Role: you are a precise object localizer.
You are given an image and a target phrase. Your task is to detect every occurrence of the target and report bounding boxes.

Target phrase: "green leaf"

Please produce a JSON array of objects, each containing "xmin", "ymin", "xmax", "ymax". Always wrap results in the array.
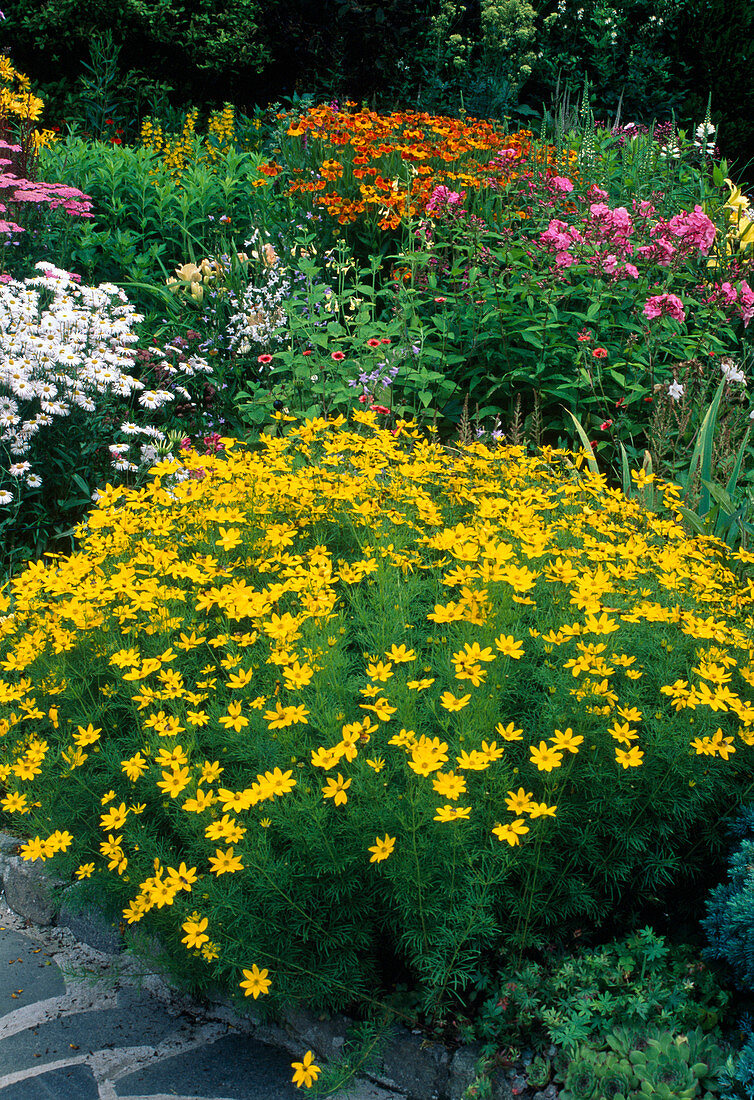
[{"xmin": 562, "ymin": 407, "xmax": 599, "ymax": 475}]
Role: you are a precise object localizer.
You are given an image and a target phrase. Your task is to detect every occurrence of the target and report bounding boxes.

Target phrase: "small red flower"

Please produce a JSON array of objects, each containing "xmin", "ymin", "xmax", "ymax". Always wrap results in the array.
[
  {"xmin": 370, "ymin": 404, "xmax": 390, "ymax": 414},
  {"xmin": 258, "ymin": 354, "xmax": 273, "ymax": 364},
  {"xmin": 590, "ymin": 440, "xmax": 598, "ymax": 449},
  {"xmin": 434, "ymin": 296, "xmax": 447, "ymax": 303},
  {"xmin": 380, "ymin": 338, "xmax": 391, "ymax": 344},
  {"xmin": 592, "ymin": 347, "xmax": 608, "ymax": 359},
  {"xmin": 600, "ymin": 419, "xmax": 613, "ymax": 430},
  {"xmin": 302, "ymin": 349, "xmax": 313, "ymax": 356},
  {"xmin": 331, "ymin": 351, "xmax": 346, "ymax": 361},
  {"xmin": 366, "ymin": 338, "xmax": 381, "ymax": 348},
  {"xmin": 111, "ymin": 138, "xmax": 122, "ymax": 144},
  {"xmin": 105, "ymin": 119, "xmax": 114, "ymax": 125},
  {"xmin": 577, "ymin": 329, "xmax": 593, "ymax": 342},
  {"xmin": 615, "ymin": 398, "xmax": 625, "ymax": 408},
  {"xmin": 643, "ymin": 396, "xmax": 653, "ymax": 402}
]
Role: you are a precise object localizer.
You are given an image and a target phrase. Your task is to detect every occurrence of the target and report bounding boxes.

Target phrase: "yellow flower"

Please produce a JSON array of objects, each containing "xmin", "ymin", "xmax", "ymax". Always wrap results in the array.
[
  {"xmin": 434, "ymin": 804, "xmax": 471, "ymax": 822},
  {"xmin": 240, "ymin": 963, "xmax": 272, "ymax": 998},
  {"xmin": 615, "ymin": 745, "xmax": 644, "ymax": 769},
  {"xmin": 121, "ymin": 752, "xmax": 149, "ymax": 781},
  {"xmin": 495, "ymin": 721, "xmax": 523, "ymax": 741},
  {"xmin": 386, "ymin": 644, "xmax": 416, "ymax": 663},
  {"xmin": 181, "ymin": 915, "xmax": 210, "ymax": 949},
  {"xmin": 529, "ymin": 741, "xmax": 563, "ymax": 772},
  {"xmin": 75, "ymin": 863, "xmax": 95, "ymax": 880},
  {"xmin": 494, "ymin": 634, "xmax": 524, "ymax": 658},
  {"xmin": 529, "ymin": 802, "xmax": 557, "ymax": 818},
  {"xmin": 291, "ymin": 1050, "xmax": 321, "ymax": 1088},
  {"xmin": 359, "ymin": 697, "xmax": 397, "ymax": 721},
  {"xmin": 550, "ymin": 728, "xmax": 583, "ymax": 754},
  {"xmin": 208, "ymin": 846, "xmax": 245, "ymax": 875},
  {"xmin": 73, "ymin": 723, "xmax": 102, "ymax": 746},
  {"xmin": 368, "ymin": 834, "xmax": 396, "ymax": 863},
  {"xmin": 100, "ymin": 802, "xmax": 129, "ymax": 830},
  {"xmin": 406, "ymin": 678, "xmax": 435, "ymax": 690},
  {"xmin": 311, "ymin": 745, "xmax": 345, "ymax": 770},
  {"xmin": 432, "ymin": 770, "xmax": 467, "ymax": 801},
  {"xmin": 492, "ymin": 819, "xmax": 530, "ymax": 845},
  {"xmin": 264, "ymin": 701, "xmax": 310, "ymax": 728},
  {"xmin": 505, "ymin": 787, "xmax": 535, "ymax": 814},
  {"xmin": 439, "ymin": 691, "xmax": 471, "ymax": 712},
  {"xmin": 322, "ymin": 773, "xmax": 351, "ymax": 806},
  {"xmin": 219, "ymin": 700, "xmax": 249, "ymax": 732}
]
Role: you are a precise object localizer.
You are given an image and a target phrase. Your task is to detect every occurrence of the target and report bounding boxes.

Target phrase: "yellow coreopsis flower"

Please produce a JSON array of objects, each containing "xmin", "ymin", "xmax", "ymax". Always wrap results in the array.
[
  {"xmin": 240, "ymin": 963, "xmax": 272, "ymax": 999},
  {"xmin": 291, "ymin": 1050, "xmax": 321, "ymax": 1088},
  {"xmin": 322, "ymin": 773, "xmax": 351, "ymax": 806}
]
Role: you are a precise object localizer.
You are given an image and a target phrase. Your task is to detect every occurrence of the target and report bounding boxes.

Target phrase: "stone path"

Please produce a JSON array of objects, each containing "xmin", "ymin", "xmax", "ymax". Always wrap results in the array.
[{"xmin": 0, "ymin": 900, "xmax": 400, "ymax": 1100}]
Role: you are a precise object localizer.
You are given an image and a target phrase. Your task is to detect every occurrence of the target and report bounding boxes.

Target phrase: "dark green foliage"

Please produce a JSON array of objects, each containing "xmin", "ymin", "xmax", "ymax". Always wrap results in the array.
[
  {"xmin": 704, "ymin": 827, "xmax": 754, "ymax": 993},
  {"xmin": 470, "ymin": 928, "xmax": 731, "ymax": 1056},
  {"xmin": 718, "ymin": 1029, "xmax": 754, "ymax": 1100},
  {"xmin": 558, "ymin": 1025, "xmax": 729, "ymax": 1100}
]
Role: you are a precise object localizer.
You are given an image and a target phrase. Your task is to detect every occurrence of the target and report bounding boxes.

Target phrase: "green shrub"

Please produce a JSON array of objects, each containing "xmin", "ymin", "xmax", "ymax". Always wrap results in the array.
[
  {"xmin": 35, "ymin": 135, "xmax": 279, "ymax": 299},
  {"xmin": 1, "ymin": 415, "xmax": 754, "ymax": 1018}
]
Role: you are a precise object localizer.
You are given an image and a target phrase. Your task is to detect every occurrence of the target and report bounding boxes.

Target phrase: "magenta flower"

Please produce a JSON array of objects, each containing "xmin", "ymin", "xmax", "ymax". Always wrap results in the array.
[{"xmin": 643, "ymin": 293, "xmax": 686, "ymax": 324}]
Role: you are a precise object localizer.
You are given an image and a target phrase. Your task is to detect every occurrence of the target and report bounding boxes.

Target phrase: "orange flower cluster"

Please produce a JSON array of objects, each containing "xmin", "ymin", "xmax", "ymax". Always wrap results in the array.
[{"xmin": 258, "ymin": 104, "xmax": 572, "ymax": 230}]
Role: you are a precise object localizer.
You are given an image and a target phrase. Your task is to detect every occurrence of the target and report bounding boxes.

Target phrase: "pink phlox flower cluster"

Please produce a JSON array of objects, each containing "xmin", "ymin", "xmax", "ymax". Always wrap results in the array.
[
  {"xmin": 589, "ymin": 203, "xmax": 635, "ymax": 242},
  {"xmin": 739, "ymin": 280, "xmax": 754, "ymax": 327},
  {"xmin": 426, "ymin": 185, "xmax": 465, "ymax": 215},
  {"xmin": 548, "ymin": 176, "xmax": 574, "ymax": 194},
  {"xmin": 712, "ymin": 279, "xmax": 754, "ymax": 326},
  {"xmin": 666, "ymin": 205, "xmax": 716, "ymax": 254},
  {"xmin": 643, "ymin": 292, "xmax": 686, "ymax": 323}
]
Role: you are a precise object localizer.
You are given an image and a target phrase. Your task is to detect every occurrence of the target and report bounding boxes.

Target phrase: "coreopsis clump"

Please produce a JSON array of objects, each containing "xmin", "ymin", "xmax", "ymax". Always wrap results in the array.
[{"xmin": 0, "ymin": 412, "xmax": 752, "ymax": 1016}]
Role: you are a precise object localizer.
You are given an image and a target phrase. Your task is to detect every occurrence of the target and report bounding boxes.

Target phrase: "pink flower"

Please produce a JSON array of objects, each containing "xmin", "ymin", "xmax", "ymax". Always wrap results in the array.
[
  {"xmin": 549, "ymin": 176, "xmax": 574, "ymax": 193},
  {"xmin": 739, "ymin": 280, "xmax": 754, "ymax": 327},
  {"xmin": 331, "ymin": 351, "xmax": 346, "ymax": 361},
  {"xmin": 592, "ymin": 348, "xmax": 608, "ymax": 359},
  {"xmin": 370, "ymin": 404, "xmax": 390, "ymax": 414},
  {"xmin": 600, "ymin": 419, "xmax": 613, "ymax": 430},
  {"xmin": 643, "ymin": 293, "xmax": 686, "ymax": 324},
  {"xmin": 258, "ymin": 353, "xmax": 273, "ymax": 364}
]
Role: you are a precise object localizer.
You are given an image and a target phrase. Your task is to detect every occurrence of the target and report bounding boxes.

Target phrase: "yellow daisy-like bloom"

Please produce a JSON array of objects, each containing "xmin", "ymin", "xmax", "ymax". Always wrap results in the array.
[
  {"xmin": 529, "ymin": 741, "xmax": 563, "ymax": 772},
  {"xmin": 240, "ymin": 963, "xmax": 272, "ymax": 998},
  {"xmin": 439, "ymin": 691, "xmax": 472, "ymax": 712},
  {"xmin": 434, "ymin": 804, "xmax": 472, "ymax": 822},
  {"xmin": 208, "ymin": 846, "xmax": 244, "ymax": 876},
  {"xmin": 432, "ymin": 770, "xmax": 467, "ymax": 801},
  {"xmin": 291, "ymin": 1049, "xmax": 321, "ymax": 1088},
  {"xmin": 615, "ymin": 745, "xmax": 644, "ymax": 769},
  {"xmin": 322, "ymin": 773, "xmax": 351, "ymax": 806},
  {"xmin": 368, "ymin": 834, "xmax": 396, "ymax": 863},
  {"xmin": 505, "ymin": 787, "xmax": 535, "ymax": 814},
  {"xmin": 492, "ymin": 819, "xmax": 530, "ymax": 845},
  {"xmin": 181, "ymin": 915, "xmax": 210, "ymax": 949}
]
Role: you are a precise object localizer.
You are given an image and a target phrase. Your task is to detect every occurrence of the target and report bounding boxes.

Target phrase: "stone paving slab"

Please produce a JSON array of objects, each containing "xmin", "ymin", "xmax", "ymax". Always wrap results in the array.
[
  {"xmin": 0, "ymin": 901, "xmax": 409, "ymax": 1100},
  {"xmin": 0, "ymin": 1064, "xmax": 100, "ymax": 1098}
]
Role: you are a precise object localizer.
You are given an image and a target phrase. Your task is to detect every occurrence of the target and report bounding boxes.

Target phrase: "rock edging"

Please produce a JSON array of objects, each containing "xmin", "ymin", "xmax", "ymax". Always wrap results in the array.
[{"xmin": 0, "ymin": 831, "xmax": 530, "ymax": 1100}]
